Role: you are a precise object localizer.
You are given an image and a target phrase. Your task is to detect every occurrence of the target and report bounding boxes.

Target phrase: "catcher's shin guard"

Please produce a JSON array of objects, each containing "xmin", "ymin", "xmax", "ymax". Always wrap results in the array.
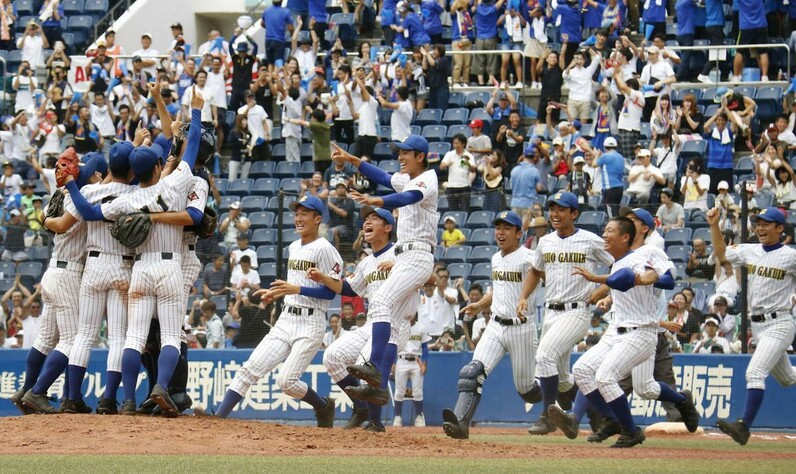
[
  {"xmin": 169, "ymin": 342, "xmax": 189, "ymax": 394},
  {"xmin": 453, "ymin": 361, "xmax": 485, "ymax": 425}
]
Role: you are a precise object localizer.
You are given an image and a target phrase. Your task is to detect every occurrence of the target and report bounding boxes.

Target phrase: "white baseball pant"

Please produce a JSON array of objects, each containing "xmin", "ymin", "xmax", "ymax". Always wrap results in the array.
[
  {"xmin": 32, "ymin": 304, "xmax": 59, "ymax": 355},
  {"xmin": 472, "ymin": 320, "xmax": 537, "ymax": 393},
  {"xmin": 394, "ymin": 356, "xmax": 424, "ymax": 401},
  {"xmin": 536, "ymin": 307, "xmax": 591, "ymax": 390},
  {"xmin": 324, "ymin": 317, "xmax": 411, "ymax": 382},
  {"xmin": 124, "ymin": 254, "xmax": 184, "ymax": 352},
  {"xmin": 181, "ymin": 249, "xmax": 202, "ymax": 306},
  {"xmin": 367, "ymin": 249, "xmax": 433, "ymax": 325},
  {"xmin": 69, "ymin": 253, "xmax": 132, "ymax": 372},
  {"xmin": 229, "ymin": 311, "xmax": 325, "ymax": 399},
  {"xmin": 40, "ymin": 261, "xmax": 83, "ymax": 357},
  {"xmin": 746, "ymin": 315, "xmax": 796, "ymax": 390},
  {"xmin": 573, "ymin": 326, "xmax": 657, "ymax": 402}
]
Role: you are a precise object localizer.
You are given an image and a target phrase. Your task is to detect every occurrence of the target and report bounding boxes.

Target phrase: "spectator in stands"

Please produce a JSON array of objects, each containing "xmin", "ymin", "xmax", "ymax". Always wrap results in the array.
[
  {"xmin": 86, "ymin": 43, "xmax": 113, "ymax": 96},
  {"xmin": 328, "ymin": 182, "xmax": 355, "ymax": 248},
  {"xmin": 692, "ymin": 316, "xmax": 731, "ymax": 354},
  {"xmin": 555, "ymin": 0, "xmax": 583, "ymax": 67},
  {"xmin": 772, "ymin": 115, "xmax": 796, "ymax": 152},
  {"xmin": 472, "ymin": 0, "xmax": 504, "ymax": 86},
  {"xmin": 480, "ymin": 149, "xmax": 507, "ymax": 212},
  {"xmin": 2, "ymin": 209, "xmax": 27, "ymax": 261},
  {"xmin": 704, "ymin": 108, "xmax": 740, "ymax": 195},
  {"xmin": 422, "ymin": 45, "xmax": 450, "ymax": 111},
  {"xmin": 25, "ymin": 195, "xmax": 43, "ymax": 231},
  {"xmin": 697, "ymin": 0, "xmax": 726, "ymax": 83},
  {"xmin": 393, "ymin": 1, "xmax": 431, "ymax": 50},
  {"xmin": 611, "ymin": 64, "xmax": 643, "ymax": 160},
  {"xmin": 639, "ymin": 45, "xmax": 676, "ymax": 122},
  {"xmin": 590, "ymin": 86, "xmax": 617, "ymax": 151},
  {"xmin": 440, "ymin": 134, "xmax": 477, "ymax": 212},
  {"xmin": 592, "ymin": 136, "xmax": 624, "ymax": 216},
  {"xmin": 236, "ymin": 89, "xmax": 270, "ymax": 177},
  {"xmin": 423, "ymin": 267, "xmax": 458, "ymax": 338},
  {"xmin": 1, "ymin": 160, "xmax": 23, "ymax": 204},
  {"xmin": 90, "ymin": 93, "xmax": 116, "ymax": 157},
  {"xmin": 420, "ymin": 0, "xmax": 444, "ymax": 44},
  {"xmin": 198, "ymin": 29, "xmax": 230, "ymax": 58},
  {"xmin": 202, "ymin": 254, "xmax": 230, "ymax": 298},
  {"xmin": 669, "ymin": 292, "xmax": 701, "ymax": 345},
  {"xmin": 450, "ymin": 0, "xmax": 475, "ymax": 87},
  {"xmin": 650, "ymin": 130, "xmax": 679, "ymax": 189},
  {"xmin": 132, "ymin": 33, "xmax": 159, "ymax": 77},
  {"xmin": 13, "ymin": 62, "xmax": 37, "ymax": 113},
  {"xmin": 466, "ymin": 119, "xmax": 492, "ymax": 164},
  {"xmin": 19, "ymin": 182, "xmax": 35, "ymax": 213},
  {"xmin": 429, "ymin": 327, "xmax": 457, "ymax": 351},
  {"xmin": 353, "ymin": 312, "xmax": 367, "ymax": 330},
  {"xmin": 674, "ymin": 93, "xmax": 704, "ymax": 139},
  {"xmin": 348, "ymin": 75, "xmax": 378, "ymax": 160},
  {"xmin": 229, "ymin": 41, "xmax": 258, "ymax": 111},
  {"xmin": 656, "ymin": 188, "xmax": 684, "ymax": 232},
  {"xmin": 464, "ymin": 307, "xmax": 489, "ymax": 350},
  {"xmin": 566, "ymin": 155, "xmax": 592, "ymax": 206},
  {"xmin": 230, "ymin": 255, "xmax": 261, "ymax": 300},
  {"xmin": 379, "ymin": 86, "xmax": 413, "ymax": 142},
  {"xmin": 64, "ymin": 105, "xmax": 100, "ymax": 154},
  {"xmin": 710, "ymin": 295, "xmax": 736, "ymax": 343},
  {"xmin": 495, "ymin": 110, "xmax": 525, "ymax": 170},
  {"xmin": 680, "ymin": 158, "xmax": 710, "ymax": 211},
  {"xmin": 509, "ymin": 145, "xmax": 544, "ymax": 223},
  {"xmin": 331, "ymin": 64, "xmax": 355, "ymax": 144},
  {"xmin": 686, "ymin": 238, "xmax": 714, "ymax": 281},
  {"xmin": 626, "ymin": 148, "xmax": 664, "ymax": 205},
  {"xmin": 9, "ymin": 112, "xmax": 35, "ymax": 180},
  {"xmin": 563, "ymin": 48, "xmax": 600, "ymax": 124},
  {"xmin": 322, "ymin": 313, "xmax": 347, "ymax": 348},
  {"xmin": 220, "ymin": 201, "xmax": 251, "ymax": 246},
  {"xmin": 0, "ymin": 0, "xmax": 16, "ymax": 51},
  {"xmin": 441, "ymin": 216, "xmax": 467, "ymax": 248},
  {"xmin": 486, "ymin": 89, "xmax": 516, "ymax": 125},
  {"xmin": 497, "ymin": 2, "xmax": 524, "ymax": 88},
  {"xmin": 324, "ymin": 153, "xmax": 356, "ymax": 189},
  {"xmin": 768, "ymin": 159, "xmax": 796, "ymax": 209},
  {"xmin": 651, "ymin": 94, "xmax": 676, "ymax": 137},
  {"xmin": 18, "ymin": 20, "xmax": 47, "ymax": 67},
  {"xmin": 337, "ymin": 302, "xmax": 356, "ymax": 330},
  {"xmin": 673, "ymin": 0, "xmax": 694, "ymax": 80},
  {"xmin": 601, "ymin": 0, "xmax": 622, "ymax": 35},
  {"xmin": 198, "ymin": 300, "xmax": 224, "ymax": 349},
  {"xmin": 280, "ymin": 86, "xmax": 304, "ymax": 163},
  {"xmin": 544, "ymin": 117, "xmax": 575, "ymax": 152},
  {"xmin": 719, "ymin": 88, "xmax": 755, "ymax": 136},
  {"xmin": 732, "ymin": 0, "xmax": 770, "ymax": 82},
  {"xmin": 523, "ymin": 216, "xmax": 548, "ymax": 249},
  {"xmin": 181, "ymin": 70, "xmax": 216, "ymax": 127},
  {"xmin": 290, "ymin": 110, "xmax": 334, "ymax": 175},
  {"xmin": 36, "ymin": 0, "xmax": 62, "ymax": 52},
  {"xmin": 646, "ymin": 35, "xmax": 680, "ymax": 71},
  {"xmin": 102, "ymin": 29, "xmax": 125, "ymax": 78},
  {"xmin": 261, "ymin": 0, "xmax": 294, "ymax": 70},
  {"xmin": 549, "ymin": 137, "xmax": 569, "ymax": 178},
  {"xmin": 536, "ymin": 50, "xmax": 563, "ymax": 124},
  {"xmin": 756, "ymin": 124, "xmax": 789, "ymax": 161}
]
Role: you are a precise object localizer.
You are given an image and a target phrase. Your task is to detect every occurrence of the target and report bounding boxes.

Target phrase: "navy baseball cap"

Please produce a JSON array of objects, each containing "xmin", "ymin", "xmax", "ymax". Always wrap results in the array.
[
  {"xmin": 109, "ymin": 141, "xmax": 134, "ymax": 172},
  {"xmin": 82, "ymin": 152, "xmax": 108, "ymax": 178},
  {"xmin": 289, "ymin": 194, "xmax": 326, "ymax": 214},
  {"xmin": 547, "ymin": 191, "xmax": 579, "ymax": 209},
  {"xmin": 493, "ymin": 210, "xmax": 523, "ymax": 229},
  {"xmin": 360, "ymin": 205, "xmax": 395, "ymax": 226},
  {"xmin": 394, "ymin": 135, "xmax": 429, "ymax": 154},
  {"xmin": 154, "ymin": 134, "xmax": 172, "ymax": 160},
  {"xmin": 76, "ymin": 154, "xmax": 102, "ymax": 188},
  {"xmin": 629, "ymin": 208, "xmax": 654, "ymax": 230},
  {"xmin": 130, "ymin": 146, "xmax": 161, "ymax": 176},
  {"xmin": 752, "ymin": 207, "xmax": 785, "ymax": 225}
]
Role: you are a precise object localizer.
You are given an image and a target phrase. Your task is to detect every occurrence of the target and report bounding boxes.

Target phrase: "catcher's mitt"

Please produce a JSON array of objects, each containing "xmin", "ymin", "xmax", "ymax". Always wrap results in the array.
[
  {"xmin": 193, "ymin": 205, "xmax": 217, "ymax": 239},
  {"xmin": 44, "ymin": 189, "xmax": 65, "ymax": 220},
  {"xmin": 110, "ymin": 213, "xmax": 152, "ymax": 249},
  {"xmin": 55, "ymin": 147, "xmax": 80, "ymax": 188}
]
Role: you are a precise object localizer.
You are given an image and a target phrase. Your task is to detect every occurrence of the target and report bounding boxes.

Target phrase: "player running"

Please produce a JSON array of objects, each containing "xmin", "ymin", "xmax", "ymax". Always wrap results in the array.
[
  {"xmin": 329, "ymin": 136, "xmax": 438, "ymax": 407},
  {"xmin": 708, "ymin": 207, "xmax": 796, "ymax": 445},
  {"xmin": 197, "ymin": 195, "xmax": 342, "ymax": 427},
  {"xmin": 442, "ymin": 211, "xmax": 541, "ymax": 439},
  {"xmin": 515, "ymin": 192, "xmax": 614, "ymax": 435}
]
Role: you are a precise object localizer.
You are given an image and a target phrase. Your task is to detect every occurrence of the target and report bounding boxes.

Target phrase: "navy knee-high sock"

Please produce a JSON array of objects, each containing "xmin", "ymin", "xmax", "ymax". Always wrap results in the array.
[
  {"xmin": 657, "ymin": 382, "xmax": 686, "ymax": 404},
  {"xmin": 302, "ymin": 387, "xmax": 327, "ymax": 410},
  {"xmin": 539, "ymin": 375, "xmax": 559, "ymax": 413},
  {"xmin": 395, "ymin": 400, "xmax": 404, "ymax": 417},
  {"xmin": 368, "ymin": 322, "xmax": 391, "ymax": 369},
  {"xmin": 368, "ymin": 343, "xmax": 397, "ymax": 425},
  {"xmin": 31, "ymin": 351, "xmax": 68, "ymax": 396},
  {"xmin": 583, "ymin": 389, "xmax": 614, "ymax": 418},
  {"xmin": 572, "ymin": 391, "xmax": 591, "ymax": 423},
  {"xmin": 741, "ymin": 388, "xmax": 765, "ymax": 427},
  {"xmin": 414, "ymin": 399, "xmax": 424, "ymax": 416},
  {"xmin": 155, "ymin": 346, "xmax": 180, "ymax": 387},
  {"xmin": 337, "ymin": 374, "xmax": 366, "ymax": 410},
  {"xmin": 23, "ymin": 348, "xmax": 47, "ymax": 391},
  {"xmin": 216, "ymin": 390, "xmax": 243, "ymax": 418},
  {"xmin": 104, "ymin": 371, "xmax": 122, "ymax": 400},
  {"xmin": 66, "ymin": 365, "xmax": 86, "ymax": 401},
  {"xmin": 607, "ymin": 397, "xmax": 638, "ymax": 432},
  {"xmin": 121, "ymin": 348, "xmax": 141, "ymax": 402}
]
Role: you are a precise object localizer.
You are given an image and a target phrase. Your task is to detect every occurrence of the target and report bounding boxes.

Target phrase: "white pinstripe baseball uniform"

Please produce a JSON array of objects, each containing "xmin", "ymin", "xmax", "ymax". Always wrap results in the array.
[
  {"xmin": 68, "ymin": 182, "xmax": 135, "ymax": 375},
  {"xmin": 393, "ymin": 321, "xmax": 432, "ymax": 402},
  {"xmin": 533, "ymin": 230, "xmax": 614, "ymax": 389},
  {"xmin": 229, "ymin": 237, "xmax": 343, "ymax": 399},
  {"xmin": 181, "ymin": 176, "xmax": 209, "ymax": 306},
  {"xmin": 724, "ymin": 244, "xmax": 796, "ymax": 390},
  {"xmin": 573, "ymin": 251, "xmax": 668, "ymax": 402},
  {"xmin": 323, "ymin": 245, "xmax": 417, "ymax": 383},
  {"xmin": 101, "ymin": 160, "xmax": 194, "ymax": 353},
  {"xmin": 472, "ymin": 246, "xmax": 538, "ymax": 393}
]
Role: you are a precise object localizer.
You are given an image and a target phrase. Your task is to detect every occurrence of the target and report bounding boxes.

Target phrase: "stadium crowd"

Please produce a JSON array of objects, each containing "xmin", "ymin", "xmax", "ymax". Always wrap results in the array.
[{"xmin": 0, "ymin": 0, "xmax": 796, "ymax": 357}]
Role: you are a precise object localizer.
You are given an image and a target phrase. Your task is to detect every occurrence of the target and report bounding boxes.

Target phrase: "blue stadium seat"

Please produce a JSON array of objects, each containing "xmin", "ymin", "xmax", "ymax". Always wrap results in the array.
[
  {"xmin": 755, "ymin": 86, "xmax": 783, "ymax": 123},
  {"xmin": 252, "ymin": 178, "xmax": 279, "ymax": 196},
  {"xmin": 6, "ymin": 49, "xmax": 22, "ymax": 72},
  {"xmin": 83, "ymin": 0, "xmax": 108, "ymax": 19},
  {"xmin": 448, "ymin": 92, "xmax": 466, "ymax": 108},
  {"xmin": 227, "ymin": 179, "xmax": 254, "ymax": 197},
  {"xmin": 258, "ymin": 262, "xmax": 278, "ymax": 281},
  {"xmin": 257, "ymin": 245, "xmax": 278, "ymax": 263},
  {"xmin": 240, "ymin": 196, "xmax": 266, "ymax": 212},
  {"xmin": 298, "ymin": 161, "xmax": 315, "ymax": 179},
  {"xmin": 447, "ymin": 263, "xmax": 472, "ymax": 280},
  {"xmin": 67, "ymin": 14, "xmax": 93, "ymax": 36},
  {"xmin": 664, "ymin": 228, "xmax": 693, "ymax": 247},
  {"xmin": 442, "ymin": 245, "xmax": 470, "ymax": 264},
  {"xmin": 215, "ymin": 178, "xmax": 229, "ymax": 194},
  {"xmin": 62, "ymin": 0, "xmax": 84, "ymax": 15},
  {"xmin": 281, "ymin": 229, "xmax": 301, "ymax": 243},
  {"xmin": 465, "ymin": 91, "xmax": 490, "ymax": 108},
  {"xmin": 440, "ymin": 211, "xmax": 468, "ymax": 228},
  {"xmin": 442, "ymin": 108, "xmax": 469, "ymax": 126},
  {"xmin": 469, "ymin": 194, "xmax": 484, "ymax": 211},
  {"xmin": 469, "ymin": 245, "xmax": 497, "ymax": 263},
  {"xmin": 469, "ymin": 228, "xmax": 495, "ymax": 246},
  {"xmin": 300, "ymin": 143, "xmax": 314, "ymax": 160},
  {"xmin": 14, "ymin": 0, "xmax": 36, "ymax": 15},
  {"xmin": 378, "ymin": 160, "xmax": 400, "ymax": 174},
  {"xmin": 274, "ymin": 161, "xmax": 300, "ymax": 178},
  {"xmin": 330, "ymin": 13, "xmax": 356, "ymax": 48},
  {"xmin": 576, "ymin": 211, "xmax": 606, "ymax": 233},
  {"xmin": 0, "ymin": 278, "xmax": 14, "ymax": 292},
  {"xmin": 415, "ymin": 108, "xmax": 443, "ymax": 127},
  {"xmin": 270, "ymin": 126, "xmax": 282, "ymax": 143},
  {"xmin": 378, "ymin": 126, "xmax": 391, "ymax": 141},
  {"xmin": 279, "ymin": 178, "xmax": 302, "ymax": 194},
  {"xmin": 471, "ymin": 262, "xmax": 492, "ymax": 280},
  {"xmin": 672, "ymin": 87, "xmax": 702, "ymax": 107},
  {"xmin": 699, "ymin": 87, "xmax": 717, "ymax": 106},
  {"xmin": 446, "ymin": 124, "xmax": 471, "ymax": 143},
  {"xmin": 588, "ymin": 194, "xmax": 603, "ymax": 210},
  {"xmin": 249, "ymin": 211, "xmax": 275, "ymax": 229},
  {"xmin": 437, "ymin": 195, "xmax": 449, "ymax": 212},
  {"xmin": 249, "ymin": 161, "xmax": 276, "ymax": 178},
  {"xmin": 17, "ymin": 261, "xmax": 42, "ymax": 279},
  {"xmin": 679, "ymin": 140, "xmax": 707, "ymax": 161},
  {"xmin": 373, "ymin": 142, "xmax": 393, "ymax": 161},
  {"xmin": 666, "ymin": 245, "xmax": 691, "ymax": 263},
  {"xmin": 16, "ymin": 15, "xmax": 35, "ymax": 33},
  {"xmin": 410, "ymin": 125, "xmax": 422, "ymax": 136},
  {"xmin": 219, "ymin": 195, "xmax": 238, "ymax": 210},
  {"xmin": 692, "ymin": 227, "xmax": 711, "ymax": 246},
  {"xmin": 428, "ymin": 141, "xmax": 451, "ymax": 158},
  {"xmin": 421, "ymin": 124, "xmax": 447, "ymax": 142},
  {"xmin": 267, "ymin": 194, "xmax": 297, "ymax": 210},
  {"xmin": 639, "ymin": 122, "xmax": 651, "ymax": 139},
  {"xmin": 29, "ymin": 246, "xmax": 50, "ymax": 263},
  {"xmin": 687, "ymin": 209, "xmax": 708, "ymax": 229},
  {"xmin": 465, "ymin": 211, "xmax": 494, "ymax": 229},
  {"xmin": 250, "ymin": 229, "xmax": 276, "ymax": 246}
]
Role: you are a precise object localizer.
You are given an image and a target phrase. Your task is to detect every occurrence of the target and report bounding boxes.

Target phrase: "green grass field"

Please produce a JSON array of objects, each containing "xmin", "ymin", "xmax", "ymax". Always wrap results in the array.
[{"xmin": 6, "ymin": 433, "xmax": 794, "ymax": 473}]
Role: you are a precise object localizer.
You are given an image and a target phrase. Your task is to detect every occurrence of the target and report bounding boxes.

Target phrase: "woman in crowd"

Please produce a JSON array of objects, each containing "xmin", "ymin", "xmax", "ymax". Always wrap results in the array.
[
  {"xmin": 674, "ymin": 92, "xmax": 704, "ymax": 140},
  {"xmin": 651, "ymin": 93, "xmax": 676, "ymax": 136},
  {"xmin": 479, "ymin": 149, "xmax": 507, "ymax": 213},
  {"xmin": 590, "ymin": 86, "xmax": 617, "ymax": 151}
]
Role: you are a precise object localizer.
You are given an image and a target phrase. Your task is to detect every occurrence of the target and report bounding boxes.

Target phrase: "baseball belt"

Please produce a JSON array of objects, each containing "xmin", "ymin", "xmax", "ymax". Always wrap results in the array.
[
  {"xmin": 394, "ymin": 242, "xmax": 434, "ymax": 255},
  {"xmin": 493, "ymin": 315, "xmax": 528, "ymax": 326},
  {"xmin": 286, "ymin": 305, "xmax": 316, "ymax": 316},
  {"xmin": 750, "ymin": 313, "xmax": 780, "ymax": 323},
  {"xmin": 545, "ymin": 302, "xmax": 585, "ymax": 311},
  {"xmin": 617, "ymin": 326, "xmax": 639, "ymax": 334},
  {"xmin": 399, "ymin": 355, "xmax": 417, "ymax": 361},
  {"xmin": 49, "ymin": 258, "xmax": 84, "ymax": 272},
  {"xmin": 88, "ymin": 250, "xmax": 134, "ymax": 261},
  {"xmin": 134, "ymin": 252, "xmax": 174, "ymax": 261}
]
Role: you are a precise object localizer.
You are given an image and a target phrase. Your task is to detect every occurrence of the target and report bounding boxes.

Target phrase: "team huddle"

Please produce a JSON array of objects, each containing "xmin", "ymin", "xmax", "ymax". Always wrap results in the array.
[{"xmin": 8, "ymin": 100, "xmax": 795, "ymax": 445}]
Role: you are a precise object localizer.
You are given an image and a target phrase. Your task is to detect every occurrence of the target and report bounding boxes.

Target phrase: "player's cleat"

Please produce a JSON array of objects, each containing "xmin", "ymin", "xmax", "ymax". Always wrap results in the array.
[
  {"xmin": 393, "ymin": 415, "xmax": 403, "ymax": 427},
  {"xmin": 556, "ymin": 385, "xmax": 578, "ymax": 411},
  {"xmin": 153, "ymin": 393, "xmax": 193, "ymax": 416},
  {"xmin": 675, "ymin": 389, "xmax": 700, "ymax": 433},
  {"xmin": 547, "ymin": 405, "xmax": 579, "ymax": 439},
  {"xmin": 587, "ymin": 418, "xmax": 622, "ymax": 443},
  {"xmin": 610, "ymin": 428, "xmax": 646, "ymax": 448},
  {"xmin": 136, "ymin": 399, "xmax": 157, "ymax": 415},
  {"xmin": 363, "ymin": 421, "xmax": 386, "ymax": 433},
  {"xmin": 11, "ymin": 389, "xmax": 35, "ymax": 415},
  {"xmin": 315, "ymin": 397, "xmax": 335, "ymax": 428},
  {"xmin": 344, "ymin": 385, "xmax": 389, "ymax": 406},
  {"xmin": 527, "ymin": 415, "xmax": 557, "ymax": 435},
  {"xmin": 21, "ymin": 390, "xmax": 56, "ymax": 414},
  {"xmin": 193, "ymin": 407, "xmax": 214, "ymax": 417},
  {"xmin": 150, "ymin": 384, "xmax": 179, "ymax": 419},
  {"xmin": 96, "ymin": 397, "xmax": 118, "ymax": 415},
  {"xmin": 343, "ymin": 407, "xmax": 368, "ymax": 430},
  {"xmin": 717, "ymin": 419, "xmax": 751, "ymax": 446},
  {"xmin": 121, "ymin": 400, "xmax": 137, "ymax": 416},
  {"xmin": 415, "ymin": 414, "xmax": 426, "ymax": 427},
  {"xmin": 586, "ymin": 406, "xmax": 603, "ymax": 433},
  {"xmin": 346, "ymin": 361, "xmax": 382, "ymax": 387},
  {"xmin": 442, "ymin": 408, "xmax": 469, "ymax": 440},
  {"xmin": 60, "ymin": 399, "xmax": 93, "ymax": 414}
]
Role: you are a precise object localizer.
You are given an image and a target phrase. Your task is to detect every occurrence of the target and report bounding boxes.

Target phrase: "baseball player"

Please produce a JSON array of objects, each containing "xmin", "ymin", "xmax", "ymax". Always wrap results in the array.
[
  {"xmin": 515, "ymin": 192, "xmax": 615, "ymax": 435},
  {"xmin": 197, "ymin": 195, "xmax": 342, "ymax": 427},
  {"xmin": 442, "ymin": 211, "xmax": 541, "ymax": 440},
  {"xmin": 63, "ymin": 96, "xmax": 205, "ymax": 416},
  {"xmin": 314, "ymin": 206, "xmax": 414, "ymax": 432},
  {"xmin": 568, "ymin": 216, "xmax": 696, "ymax": 448},
  {"xmin": 19, "ymin": 153, "xmax": 107, "ymax": 414},
  {"xmin": 708, "ymin": 207, "xmax": 796, "ymax": 445},
  {"xmin": 393, "ymin": 314, "xmax": 431, "ymax": 427},
  {"xmin": 548, "ymin": 208, "xmax": 699, "ymax": 442},
  {"xmin": 329, "ymin": 135, "xmax": 438, "ymax": 407}
]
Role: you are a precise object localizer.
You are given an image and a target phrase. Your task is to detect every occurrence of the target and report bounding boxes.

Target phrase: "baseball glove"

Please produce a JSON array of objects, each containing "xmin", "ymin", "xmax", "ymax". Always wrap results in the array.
[
  {"xmin": 45, "ymin": 189, "xmax": 65, "ymax": 220},
  {"xmin": 55, "ymin": 147, "xmax": 80, "ymax": 188},
  {"xmin": 193, "ymin": 205, "xmax": 217, "ymax": 239},
  {"xmin": 110, "ymin": 213, "xmax": 152, "ymax": 249}
]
